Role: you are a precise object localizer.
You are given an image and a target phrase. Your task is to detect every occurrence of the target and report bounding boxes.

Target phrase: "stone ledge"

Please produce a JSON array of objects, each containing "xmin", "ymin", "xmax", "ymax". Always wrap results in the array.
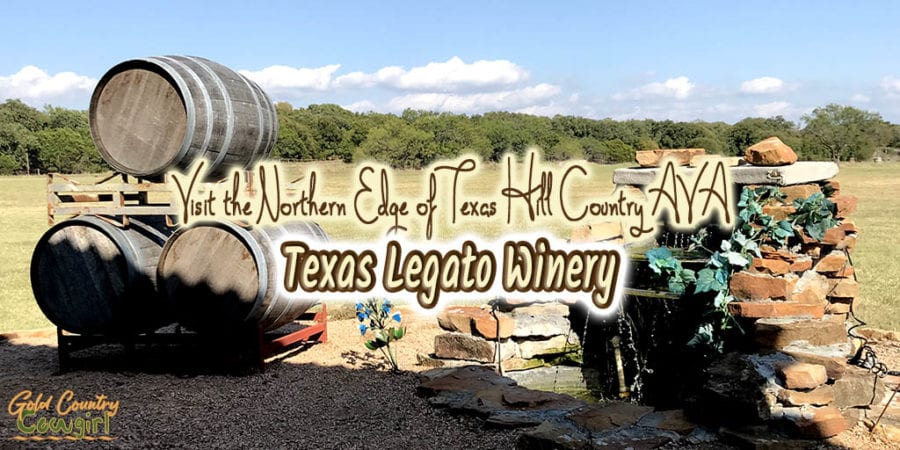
[{"xmin": 613, "ymin": 161, "xmax": 839, "ymax": 186}]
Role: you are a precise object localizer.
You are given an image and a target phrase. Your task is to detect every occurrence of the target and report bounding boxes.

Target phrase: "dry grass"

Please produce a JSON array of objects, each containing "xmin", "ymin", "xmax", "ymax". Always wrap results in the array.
[{"xmin": 2, "ymin": 161, "xmax": 898, "ymax": 331}]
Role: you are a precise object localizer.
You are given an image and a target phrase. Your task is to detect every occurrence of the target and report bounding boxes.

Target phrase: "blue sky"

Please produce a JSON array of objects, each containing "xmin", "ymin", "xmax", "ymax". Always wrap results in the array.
[{"xmin": 3, "ymin": 1, "xmax": 900, "ymax": 123}]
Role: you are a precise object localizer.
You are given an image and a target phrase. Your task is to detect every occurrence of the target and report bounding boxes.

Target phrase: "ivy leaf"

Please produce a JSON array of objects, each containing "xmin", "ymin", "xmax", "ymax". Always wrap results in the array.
[
  {"xmin": 806, "ymin": 221, "xmax": 827, "ymax": 241},
  {"xmin": 714, "ymin": 267, "xmax": 728, "ymax": 285},
  {"xmin": 695, "ymin": 268, "xmax": 723, "ymax": 294},
  {"xmin": 713, "ymin": 292, "xmax": 733, "ymax": 309},
  {"xmin": 667, "ymin": 278, "xmax": 686, "ymax": 296},
  {"xmin": 681, "ymin": 268, "xmax": 697, "ymax": 284},
  {"xmin": 726, "ymin": 251, "xmax": 750, "ymax": 267},
  {"xmin": 720, "ymin": 240, "xmax": 732, "ymax": 252}
]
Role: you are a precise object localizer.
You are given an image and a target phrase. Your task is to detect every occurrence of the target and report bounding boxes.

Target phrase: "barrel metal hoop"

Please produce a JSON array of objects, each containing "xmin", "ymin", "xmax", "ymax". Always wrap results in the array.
[
  {"xmin": 190, "ymin": 56, "xmax": 235, "ymax": 173},
  {"xmin": 235, "ymin": 74, "xmax": 267, "ymax": 166},
  {"xmin": 253, "ymin": 83, "xmax": 278, "ymax": 158},
  {"xmin": 145, "ymin": 57, "xmax": 196, "ymax": 174},
  {"xmin": 157, "ymin": 56, "xmax": 215, "ymax": 169}
]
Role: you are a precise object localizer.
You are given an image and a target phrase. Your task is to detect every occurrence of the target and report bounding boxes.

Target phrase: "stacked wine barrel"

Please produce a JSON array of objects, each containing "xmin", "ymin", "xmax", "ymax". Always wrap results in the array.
[{"xmin": 31, "ymin": 55, "xmax": 327, "ymax": 337}]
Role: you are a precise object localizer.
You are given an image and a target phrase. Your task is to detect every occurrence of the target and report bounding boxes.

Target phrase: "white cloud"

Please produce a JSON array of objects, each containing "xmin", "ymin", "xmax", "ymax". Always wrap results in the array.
[
  {"xmin": 613, "ymin": 76, "xmax": 695, "ymax": 100},
  {"xmin": 0, "ymin": 66, "xmax": 95, "ymax": 105},
  {"xmin": 881, "ymin": 76, "xmax": 900, "ymax": 96},
  {"xmin": 334, "ymin": 57, "xmax": 529, "ymax": 92},
  {"xmin": 239, "ymin": 64, "xmax": 340, "ymax": 91},
  {"xmin": 387, "ymin": 83, "xmax": 560, "ymax": 113},
  {"xmin": 851, "ymin": 93, "xmax": 871, "ymax": 103},
  {"xmin": 753, "ymin": 101, "xmax": 791, "ymax": 117},
  {"xmin": 342, "ymin": 100, "xmax": 376, "ymax": 112},
  {"xmin": 515, "ymin": 103, "xmax": 570, "ymax": 117},
  {"xmin": 740, "ymin": 76, "xmax": 784, "ymax": 94}
]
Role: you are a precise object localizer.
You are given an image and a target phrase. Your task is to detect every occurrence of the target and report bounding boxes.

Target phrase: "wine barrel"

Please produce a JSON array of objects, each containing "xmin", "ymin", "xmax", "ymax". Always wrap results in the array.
[
  {"xmin": 30, "ymin": 216, "xmax": 174, "ymax": 335},
  {"xmin": 157, "ymin": 221, "xmax": 328, "ymax": 332},
  {"xmin": 89, "ymin": 55, "xmax": 277, "ymax": 179}
]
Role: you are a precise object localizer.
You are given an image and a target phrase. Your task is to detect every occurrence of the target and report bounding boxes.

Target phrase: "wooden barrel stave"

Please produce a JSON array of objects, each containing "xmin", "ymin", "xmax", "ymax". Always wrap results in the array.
[
  {"xmin": 90, "ymin": 55, "xmax": 277, "ymax": 179},
  {"xmin": 157, "ymin": 221, "xmax": 327, "ymax": 333},
  {"xmin": 30, "ymin": 216, "xmax": 174, "ymax": 335}
]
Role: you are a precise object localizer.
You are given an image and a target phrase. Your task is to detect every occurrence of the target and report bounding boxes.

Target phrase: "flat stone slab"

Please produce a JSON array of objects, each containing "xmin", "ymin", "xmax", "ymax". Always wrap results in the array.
[{"xmin": 613, "ymin": 161, "xmax": 839, "ymax": 186}]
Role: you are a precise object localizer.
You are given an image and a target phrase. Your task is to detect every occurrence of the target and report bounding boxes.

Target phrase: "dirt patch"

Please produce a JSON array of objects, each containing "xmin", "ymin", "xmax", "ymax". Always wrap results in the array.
[
  {"xmin": 0, "ymin": 310, "xmax": 517, "ymax": 449},
  {"xmin": 1, "ymin": 310, "xmax": 898, "ymax": 449}
]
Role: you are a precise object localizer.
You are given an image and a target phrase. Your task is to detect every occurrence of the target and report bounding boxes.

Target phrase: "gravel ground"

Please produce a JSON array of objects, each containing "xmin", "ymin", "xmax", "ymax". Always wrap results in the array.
[
  {"xmin": 1, "ymin": 312, "xmax": 899, "ymax": 449},
  {"xmin": 0, "ymin": 310, "xmax": 519, "ymax": 449}
]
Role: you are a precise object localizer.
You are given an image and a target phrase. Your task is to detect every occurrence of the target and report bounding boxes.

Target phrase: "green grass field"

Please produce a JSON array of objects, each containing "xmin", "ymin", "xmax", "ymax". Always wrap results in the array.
[{"xmin": 2, "ymin": 162, "xmax": 898, "ymax": 332}]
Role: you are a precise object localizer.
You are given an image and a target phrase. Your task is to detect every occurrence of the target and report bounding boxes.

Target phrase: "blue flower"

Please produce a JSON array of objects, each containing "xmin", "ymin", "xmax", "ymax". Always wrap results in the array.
[
  {"xmin": 392, "ymin": 313, "xmax": 402, "ymax": 323},
  {"xmin": 359, "ymin": 324, "xmax": 368, "ymax": 335},
  {"xmin": 356, "ymin": 312, "xmax": 367, "ymax": 322},
  {"xmin": 355, "ymin": 301, "xmax": 363, "ymax": 310}
]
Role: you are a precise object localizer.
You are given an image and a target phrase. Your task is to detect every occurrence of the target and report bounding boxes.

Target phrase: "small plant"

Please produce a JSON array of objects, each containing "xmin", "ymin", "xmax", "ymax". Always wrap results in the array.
[
  {"xmin": 646, "ymin": 186, "xmax": 798, "ymax": 355},
  {"xmin": 356, "ymin": 298, "xmax": 406, "ymax": 371},
  {"xmin": 646, "ymin": 246, "xmax": 696, "ymax": 295},
  {"xmin": 791, "ymin": 192, "xmax": 837, "ymax": 241}
]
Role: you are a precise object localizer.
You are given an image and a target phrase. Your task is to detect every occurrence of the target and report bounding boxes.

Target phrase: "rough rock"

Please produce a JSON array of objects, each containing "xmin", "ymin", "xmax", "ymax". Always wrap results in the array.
[
  {"xmin": 636, "ymin": 409, "xmax": 697, "ymax": 434},
  {"xmin": 745, "ymin": 137, "xmax": 798, "ymax": 166},
  {"xmin": 506, "ymin": 303, "xmax": 571, "ymax": 337},
  {"xmin": 749, "ymin": 258, "xmax": 791, "ymax": 275},
  {"xmin": 517, "ymin": 334, "xmax": 573, "ymax": 359},
  {"xmin": 788, "ymin": 257, "xmax": 813, "ymax": 272},
  {"xmin": 777, "ymin": 385, "xmax": 835, "ymax": 406},
  {"xmin": 833, "ymin": 194, "xmax": 858, "ymax": 218},
  {"xmin": 517, "ymin": 420, "xmax": 590, "ymax": 450},
  {"xmin": 566, "ymin": 403, "xmax": 654, "ymax": 432},
  {"xmin": 437, "ymin": 306, "xmax": 480, "ymax": 334},
  {"xmin": 822, "ymin": 179, "xmax": 840, "ymax": 195},
  {"xmin": 433, "ymin": 332, "xmax": 515, "ymax": 362},
  {"xmin": 635, "ymin": 148, "xmax": 705, "ymax": 167},
  {"xmin": 792, "ymin": 271, "xmax": 830, "ymax": 306},
  {"xmin": 762, "ymin": 204, "xmax": 797, "ymax": 221},
  {"xmin": 755, "ymin": 318, "xmax": 848, "ymax": 349},
  {"xmin": 437, "ymin": 306, "xmax": 515, "ymax": 340},
  {"xmin": 730, "ymin": 271, "xmax": 797, "ymax": 301},
  {"xmin": 500, "ymin": 358, "xmax": 547, "ymax": 372},
  {"xmin": 826, "ymin": 278, "xmax": 859, "ymax": 299},
  {"xmin": 780, "ymin": 184, "xmax": 822, "ymax": 203},
  {"xmin": 693, "ymin": 353, "xmax": 770, "ymax": 424},
  {"xmin": 417, "ymin": 365, "xmax": 517, "ymax": 397},
  {"xmin": 814, "ymin": 251, "xmax": 849, "ymax": 274},
  {"xmin": 825, "ymin": 297, "xmax": 856, "ymax": 314},
  {"xmin": 728, "ymin": 302, "xmax": 824, "ymax": 319},
  {"xmin": 787, "ymin": 405, "xmax": 847, "ymax": 438},
  {"xmin": 832, "ymin": 366, "xmax": 886, "ymax": 409},
  {"xmin": 778, "ymin": 362, "xmax": 828, "ymax": 389}
]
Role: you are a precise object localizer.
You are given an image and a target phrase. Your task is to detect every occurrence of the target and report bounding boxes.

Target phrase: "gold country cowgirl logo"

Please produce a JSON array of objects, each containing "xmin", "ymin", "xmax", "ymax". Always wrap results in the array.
[{"xmin": 7, "ymin": 389, "xmax": 118, "ymax": 441}]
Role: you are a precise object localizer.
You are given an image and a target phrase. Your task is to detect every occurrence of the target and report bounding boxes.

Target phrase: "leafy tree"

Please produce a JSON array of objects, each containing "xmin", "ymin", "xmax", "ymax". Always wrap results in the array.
[
  {"xmin": 0, "ymin": 122, "xmax": 37, "ymax": 173},
  {"xmin": 45, "ymin": 106, "xmax": 89, "ymax": 133},
  {"xmin": 545, "ymin": 137, "xmax": 584, "ymax": 161},
  {"xmin": 583, "ymin": 138, "xmax": 635, "ymax": 163},
  {"xmin": 35, "ymin": 128, "xmax": 104, "ymax": 173},
  {"xmin": 357, "ymin": 118, "xmax": 437, "ymax": 168},
  {"xmin": 801, "ymin": 104, "xmax": 892, "ymax": 161},
  {"xmin": 410, "ymin": 113, "xmax": 490, "ymax": 159},
  {"xmin": 635, "ymin": 136, "xmax": 660, "ymax": 150},
  {"xmin": 0, "ymin": 99, "xmax": 47, "ymax": 132}
]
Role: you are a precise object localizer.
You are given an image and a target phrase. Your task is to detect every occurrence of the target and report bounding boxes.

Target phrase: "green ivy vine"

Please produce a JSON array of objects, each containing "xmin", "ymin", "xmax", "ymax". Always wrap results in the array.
[{"xmin": 644, "ymin": 185, "xmax": 840, "ymax": 354}]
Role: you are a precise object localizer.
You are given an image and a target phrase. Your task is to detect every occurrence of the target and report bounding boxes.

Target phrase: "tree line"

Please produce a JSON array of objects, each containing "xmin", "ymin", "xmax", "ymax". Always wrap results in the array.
[{"xmin": 1, "ymin": 98, "xmax": 897, "ymax": 174}]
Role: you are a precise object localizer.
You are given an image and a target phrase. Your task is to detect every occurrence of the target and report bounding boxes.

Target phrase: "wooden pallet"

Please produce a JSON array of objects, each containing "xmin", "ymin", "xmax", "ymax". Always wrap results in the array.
[{"xmin": 47, "ymin": 172, "xmax": 177, "ymax": 226}]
